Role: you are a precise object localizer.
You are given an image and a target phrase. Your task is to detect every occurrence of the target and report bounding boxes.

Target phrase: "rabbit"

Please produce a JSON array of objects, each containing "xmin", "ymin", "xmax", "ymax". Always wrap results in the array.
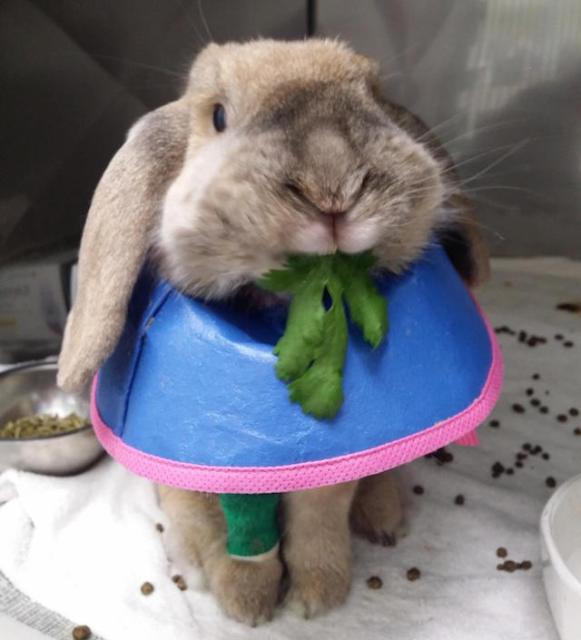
[{"xmin": 58, "ymin": 39, "xmax": 489, "ymax": 626}]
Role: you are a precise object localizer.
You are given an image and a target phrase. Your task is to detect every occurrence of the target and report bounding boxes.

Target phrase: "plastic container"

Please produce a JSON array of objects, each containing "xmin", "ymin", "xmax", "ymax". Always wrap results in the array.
[{"xmin": 541, "ymin": 473, "xmax": 581, "ymax": 640}]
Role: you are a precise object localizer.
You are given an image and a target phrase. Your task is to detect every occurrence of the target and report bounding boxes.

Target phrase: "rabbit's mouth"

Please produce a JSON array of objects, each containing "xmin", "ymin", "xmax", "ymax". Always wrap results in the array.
[
  {"xmin": 333, "ymin": 217, "xmax": 378, "ymax": 254},
  {"xmin": 291, "ymin": 215, "xmax": 378, "ymax": 256}
]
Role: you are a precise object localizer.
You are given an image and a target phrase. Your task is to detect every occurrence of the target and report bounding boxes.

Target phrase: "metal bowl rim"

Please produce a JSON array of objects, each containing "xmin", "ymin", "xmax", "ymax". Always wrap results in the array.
[{"xmin": 0, "ymin": 359, "xmax": 93, "ymax": 443}]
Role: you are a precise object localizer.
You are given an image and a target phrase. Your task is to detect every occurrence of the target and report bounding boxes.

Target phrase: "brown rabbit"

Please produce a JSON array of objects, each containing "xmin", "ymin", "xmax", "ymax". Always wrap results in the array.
[{"xmin": 58, "ymin": 39, "xmax": 489, "ymax": 626}]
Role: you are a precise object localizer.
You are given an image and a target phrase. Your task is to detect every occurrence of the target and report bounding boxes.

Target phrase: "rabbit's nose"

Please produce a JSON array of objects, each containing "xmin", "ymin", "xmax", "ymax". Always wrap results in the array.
[{"xmin": 285, "ymin": 181, "xmax": 351, "ymax": 216}]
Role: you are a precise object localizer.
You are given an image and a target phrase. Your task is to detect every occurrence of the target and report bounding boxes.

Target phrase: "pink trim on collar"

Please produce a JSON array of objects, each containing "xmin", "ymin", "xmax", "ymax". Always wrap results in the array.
[{"xmin": 90, "ymin": 311, "xmax": 502, "ymax": 494}]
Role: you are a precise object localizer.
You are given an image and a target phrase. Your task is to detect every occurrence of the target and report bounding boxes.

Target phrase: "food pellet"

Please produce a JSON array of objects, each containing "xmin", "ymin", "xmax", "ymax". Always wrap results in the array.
[
  {"xmin": 531, "ymin": 398, "xmax": 541, "ymax": 407},
  {"xmin": 515, "ymin": 461, "xmax": 523, "ymax": 468},
  {"xmin": 555, "ymin": 334, "xmax": 563, "ymax": 340},
  {"xmin": 556, "ymin": 302, "xmax": 581, "ymax": 312},
  {"xmin": 172, "ymin": 575, "xmax": 188, "ymax": 591},
  {"xmin": 542, "ymin": 453, "xmax": 550, "ymax": 460},
  {"xmin": 429, "ymin": 448, "xmax": 454, "ymax": 465},
  {"xmin": 526, "ymin": 388, "xmax": 534, "ymax": 396},
  {"xmin": 489, "ymin": 419, "xmax": 500, "ymax": 428},
  {"xmin": 367, "ymin": 575, "xmax": 383, "ymax": 590},
  {"xmin": 523, "ymin": 443, "xmax": 532, "ymax": 451},
  {"xmin": 512, "ymin": 404, "xmax": 525, "ymax": 414},
  {"xmin": 413, "ymin": 485, "xmax": 425, "ymax": 495},
  {"xmin": 141, "ymin": 582, "xmax": 154, "ymax": 595},
  {"xmin": 72, "ymin": 626, "xmax": 92, "ymax": 640},
  {"xmin": 492, "ymin": 462, "xmax": 505, "ymax": 475},
  {"xmin": 496, "ymin": 547, "xmax": 508, "ymax": 558},
  {"xmin": 564, "ymin": 341, "xmax": 574, "ymax": 348},
  {"xmin": 532, "ymin": 373, "xmax": 540, "ymax": 380},
  {"xmin": 574, "ymin": 428, "xmax": 581, "ymax": 436},
  {"xmin": 557, "ymin": 414, "xmax": 568, "ymax": 423},
  {"xmin": 540, "ymin": 406, "xmax": 549, "ymax": 414},
  {"xmin": 520, "ymin": 561, "xmax": 533, "ymax": 570},
  {"xmin": 506, "ymin": 468, "xmax": 514, "ymax": 475},
  {"xmin": 406, "ymin": 568, "xmax": 421, "ymax": 581},
  {"xmin": 570, "ymin": 408, "xmax": 579, "ymax": 417},
  {"xmin": 546, "ymin": 477, "xmax": 557, "ymax": 488},
  {"xmin": 454, "ymin": 494, "xmax": 465, "ymax": 506},
  {"xmin": 437, "ymin": 449, "xmax": 454, "ymax": 463},
  {"xmin": 155, "ymin": 523, "xmax": 164, "ymax": 533},
  {"xmin": 504, "ymin": 560, "xmax": 517, "ymax": 573}
]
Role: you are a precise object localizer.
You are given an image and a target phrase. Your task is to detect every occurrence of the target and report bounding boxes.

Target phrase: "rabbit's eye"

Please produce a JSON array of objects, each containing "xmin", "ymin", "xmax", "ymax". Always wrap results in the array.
[{"xmin": 213, "ymin": 104, "xmax": 227, "ymax": 132}]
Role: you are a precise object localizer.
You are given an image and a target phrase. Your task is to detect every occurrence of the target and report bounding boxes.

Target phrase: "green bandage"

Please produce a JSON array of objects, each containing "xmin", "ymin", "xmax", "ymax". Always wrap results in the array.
[{"xmin": 219, "ymin": 493, "xmax": 281, "ymax": 557}]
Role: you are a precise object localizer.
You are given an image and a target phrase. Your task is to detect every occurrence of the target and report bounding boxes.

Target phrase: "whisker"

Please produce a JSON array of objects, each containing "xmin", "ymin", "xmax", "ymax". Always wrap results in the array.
[
  {"xmin": 92, "ymin": 54, "xmax": 187, "ymax": 79},
  {"xmin": 415, "ymin": 113, "xmax": 464, "ymax": 142},
  {"xmin": 459, "ymin": 139, "xmax": 530, "ymax": 188},
  {"xmin": 377, "ymin": 41, "xmax": 424, "ymax": 71},
  {"xmin": 443, "ymin": 141, "xmax": 530, "ymax": 177},
  {"xmin": 173, "ymin": 0, "xmax": 211, "ymax": 49},
  {"xmin": 377, "ymin": 70, "xmax": 404, "ymax": 84},
  {"xmin": 439, "ymin": 119, "xmax": 524, "ymax": 149},
  {"xmin": 461, "ymin": 185, "xmax": 539, "ymax": 197},
  {"xmin": 441, "ymin": 207, "xmax": 507, "ymax": 239},
  {"xmin": 197, "ymin": 0, "xmax": 215, "ymax": 42}
]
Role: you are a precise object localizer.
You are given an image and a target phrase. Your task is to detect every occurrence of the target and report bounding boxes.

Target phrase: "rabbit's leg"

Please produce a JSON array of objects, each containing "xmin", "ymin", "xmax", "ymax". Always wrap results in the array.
[
  {"xmin": 158, "ymin": 486, "xmax": 283, "ymax": 626},
  {"xmin": 349, "ymin": 471, "xmax": 406, "ymax": 546},
  {"xmin": 283, "ymin": 481, "xmax": 357, "ymax": 618}
]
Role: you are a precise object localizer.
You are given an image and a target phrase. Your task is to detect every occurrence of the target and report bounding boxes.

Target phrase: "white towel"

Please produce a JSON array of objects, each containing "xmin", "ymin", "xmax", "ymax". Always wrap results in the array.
[
  {"xmin": 0, "ymin": 462, "xmax": 207, "ymax": 640},
  {"xmin": 1, "ymin": 256, "xmax": 580, "ymax": 640}
]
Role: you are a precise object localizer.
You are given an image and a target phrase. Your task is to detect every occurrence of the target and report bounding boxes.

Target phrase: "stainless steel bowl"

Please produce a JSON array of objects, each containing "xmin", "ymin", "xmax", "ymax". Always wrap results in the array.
[{"xmin": 0, "ymin": 361, "xmax": 104, "ymax": 475}]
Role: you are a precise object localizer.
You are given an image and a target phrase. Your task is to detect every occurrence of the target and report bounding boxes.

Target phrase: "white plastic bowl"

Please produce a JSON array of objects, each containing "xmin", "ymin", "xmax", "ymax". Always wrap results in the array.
[{"xmin": 541, "ymin": 473, "xmax": 581, "ymax": 640}]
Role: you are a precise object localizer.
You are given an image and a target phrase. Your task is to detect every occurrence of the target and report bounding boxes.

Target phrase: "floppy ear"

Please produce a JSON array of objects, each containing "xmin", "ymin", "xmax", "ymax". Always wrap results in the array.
[
  {"xmin": 58, "ymin": 100, "xmax": 189, "ymax": 393},
  {"xmin": 379, "ymin": 99, "xmax": 490, "ymax": 287},
  {"xmin": 437, "ymin": 192, "xmax": 490, "ymax": 287}
]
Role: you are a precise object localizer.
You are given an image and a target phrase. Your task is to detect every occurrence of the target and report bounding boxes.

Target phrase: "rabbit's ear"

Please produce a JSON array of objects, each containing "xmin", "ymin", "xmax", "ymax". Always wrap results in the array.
[
  {"xmin": 379, "ymin": 98, "xmax": 490, "ymax": 286},
  {"xmin": 58, "ymin": 100, "xmax": 189, "ymax": 392},
  {"xmin": 438, "ymin": 193, "xmax": 490, "ymax": 287}
]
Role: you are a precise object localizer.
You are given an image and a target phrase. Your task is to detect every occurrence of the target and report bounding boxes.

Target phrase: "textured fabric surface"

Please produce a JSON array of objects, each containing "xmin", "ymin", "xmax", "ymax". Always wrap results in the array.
[
  {"xmin": 0, "ymin": 571, "xmax": 105, "ymax": 640},
  {"xmin": 1, "ymin": 256, "xmax": 580, "ymax": 640}
]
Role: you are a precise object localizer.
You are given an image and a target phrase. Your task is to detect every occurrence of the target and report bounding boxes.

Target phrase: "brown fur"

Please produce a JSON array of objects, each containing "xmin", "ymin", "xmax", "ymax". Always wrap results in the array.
[
  {"xmin": 57, "ymin": 101, "xmax": 189, "ymax": 391},
  {"xmin": 58, "ymin": 39, "xmax": 489, "ymax": 624},
  {"xmin": 159, "ymin": 473, "xmax": 402, "ymax": 623}
]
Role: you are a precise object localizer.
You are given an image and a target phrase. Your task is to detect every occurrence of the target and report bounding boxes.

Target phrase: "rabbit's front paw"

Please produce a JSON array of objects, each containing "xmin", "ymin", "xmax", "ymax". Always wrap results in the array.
[
  {"xmin": 208, "ymin": 551, "xmax": 283, "ymax": 626},
  {"xmin": 350, "ymin": 471, "xmax": 407, "ymax": 546},
  {"xmin": 286, "ymin": 562, "xmax": 351, "ymax": 618}
]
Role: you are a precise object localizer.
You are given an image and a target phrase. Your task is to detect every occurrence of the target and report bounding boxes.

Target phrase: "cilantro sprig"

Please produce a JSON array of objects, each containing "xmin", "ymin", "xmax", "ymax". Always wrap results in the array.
[{"xmin": 259, "ymin": 252, "xmax": 388, "ymax": 419}]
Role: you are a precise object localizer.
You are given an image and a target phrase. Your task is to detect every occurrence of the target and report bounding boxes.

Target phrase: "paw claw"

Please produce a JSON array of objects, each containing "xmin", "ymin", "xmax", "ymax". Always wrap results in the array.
[
  {"xmin": 380, "ymin": 531, "xmax": 396, "ymax": 547},
  {"xmin": 351, "ymin": 507, "xmax": 408, "ymax": 548},
  {"xmin": 286, "ymin": 568, "xmax": 350, "ymax": 619}
]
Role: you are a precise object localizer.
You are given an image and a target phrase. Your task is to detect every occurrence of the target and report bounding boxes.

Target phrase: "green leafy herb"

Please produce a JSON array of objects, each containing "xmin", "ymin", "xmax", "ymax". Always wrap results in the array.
[{"xmin": 260, "ymin": 252, "xmax": 388, "ymax": 419}]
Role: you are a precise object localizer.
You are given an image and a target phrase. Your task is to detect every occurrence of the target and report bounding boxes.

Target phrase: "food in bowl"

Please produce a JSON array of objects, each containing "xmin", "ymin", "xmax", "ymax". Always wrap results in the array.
[{"xmin": 0, "ymin": 412, "xmax": 90, "ymax": 439}]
